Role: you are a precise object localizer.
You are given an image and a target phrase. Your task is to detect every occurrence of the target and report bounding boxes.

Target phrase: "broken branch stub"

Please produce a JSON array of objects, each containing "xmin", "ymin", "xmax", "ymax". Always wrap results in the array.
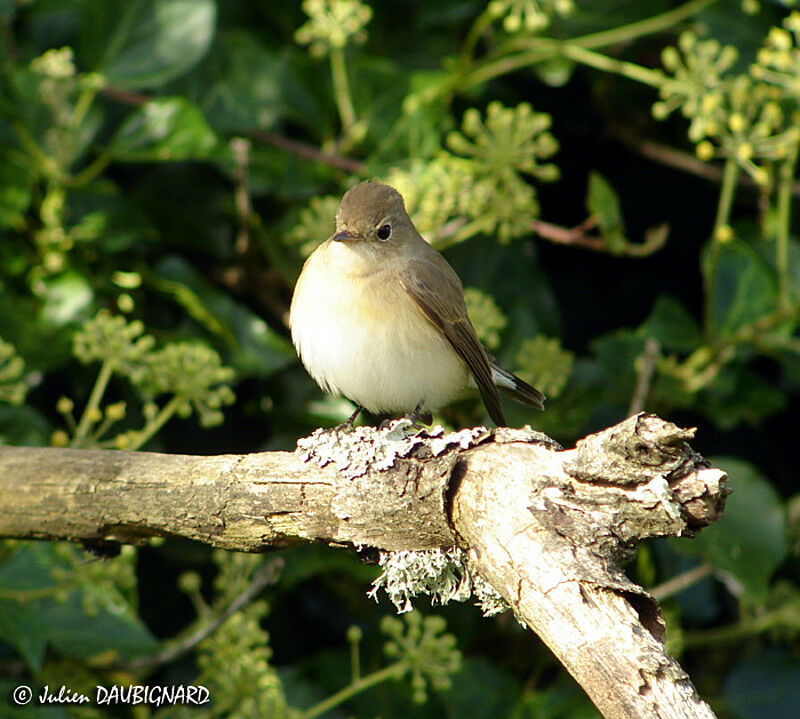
[{"xmin": 449, "ymin": 413, "xmax": 726, "ymax": 719}]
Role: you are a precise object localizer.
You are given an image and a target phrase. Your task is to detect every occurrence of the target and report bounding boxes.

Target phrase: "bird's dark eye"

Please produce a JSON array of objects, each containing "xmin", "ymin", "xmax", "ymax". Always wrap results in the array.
[{"xmin": 377, "ymin": 223, "xmax": 391, "ymax": 240}]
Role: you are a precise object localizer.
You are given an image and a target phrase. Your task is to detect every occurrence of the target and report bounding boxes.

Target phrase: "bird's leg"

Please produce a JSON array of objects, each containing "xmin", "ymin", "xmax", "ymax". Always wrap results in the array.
[
  {"xmin": 333, "ymin": 405, "xmax": 363, "ymax": 434},
  {"xmin": 375, "ymin": 404, "xmax": 432, "ymax": 432},
  {"xmin": 406, "ymin": 402, "xmax": 432, "ymax": 426}
]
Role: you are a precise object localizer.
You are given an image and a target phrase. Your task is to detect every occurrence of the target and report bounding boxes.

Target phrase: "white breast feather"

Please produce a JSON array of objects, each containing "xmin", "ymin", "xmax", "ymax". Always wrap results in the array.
[{"xmin": 290, "ymin": 242, "xmax": 468, "ymax": 414}]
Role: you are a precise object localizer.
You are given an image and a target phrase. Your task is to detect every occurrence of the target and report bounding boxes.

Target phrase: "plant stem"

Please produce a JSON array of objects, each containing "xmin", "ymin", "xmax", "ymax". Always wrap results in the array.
[
  {"xmin": 703, "ymin": 156, "xmax": 740, "ymax": 338},
  {"xmin": 551, "ymin": 0, "xmax": 718, "ymax": 51},
  {"xmin": 127, "ymin": 395, "xmax": 183, "ymax": 450},
  {"xmin": 12, "ymin": 121, "xmax": 63, "ymax": 181},
  {"xmin": 776, "ymin": 140, "xmax": 799, "ymax": 310},
  {"xmin": 681, "ymin": 606, "xmax": 791, "ymax": 650},
  {"xmin": 300, "ymin": 663, "xmax": 407, "ymax": 719},
  {"xmin": 627, "ymin": 337, "xmax": 660, "ymax": 416},
  {"xmin": 0, "ymin": 582, "xmax": 78, "ymax": 602},
  {"xmin": 72, "ymin": 360, "xmax": 114, "ymax": 447},
  {"xmin": 460, "ymin": 0, "xmax": 719, "ymax": 92},
  {"xmin": 67, "ymin": 153, "xmax": 111, "ymax": 187},
  {"xmin": 330, "ymin": 46, "xmax": 356, "ymax": 135},
  {"xmin": 350, "ymin": 632, "xmax": 361, "ymax": 683},
  {"xmin": 70, "ymin": 85, "xmax": 97, "ymax": 131},
  {"xmin": 461, "ymin": 46, "xmax": 554, "ymax": 91},
  {"xmin": 460, "ymin": 5, "xmax": 497, "ymax": 64},
  {"xmin": 559, "ymin": 44, "xmax": 666, "ymax": 88}
]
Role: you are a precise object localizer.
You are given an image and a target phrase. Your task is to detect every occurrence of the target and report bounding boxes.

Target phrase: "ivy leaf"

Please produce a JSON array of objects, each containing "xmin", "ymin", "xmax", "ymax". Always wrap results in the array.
[
  {"xmin": 150, "ymin": 256, "xmax": 295, "ymax": 379},
  {"xmin": 698, "ymin": 363, "xmax": 787, "ymax": 429},
  {"xmin": 704, "ymin": 238, "xmax": 778, "ymax": 337},
  {"xmin": 195, "ymin": 30, "xmax": 284, "ymax": 133},
  {"xmin": 642, "ymin": 295, "xmax": 702, "ymax": 352},
  {"xmin": 0, "ymin": 544, "xmax": 157, "ymax": 671},
  {"xmin": 675, "ymin": 457, "xmax": 786, "ymax": 603},
  {"xmin": 586, "ymin": 171, "xmax": 623, "ymax": 237},
  {"xmin": 84, "ymin": 0, "xmax": 216, "ymax": 90},
  {"xmin": 108, "ymin": 98, "xmax": 217, "ymax": 162},
  {"xmin": 0, "ymin": 149, "xmax": 34, "ymax": 230},
  {"xmin": 724, "ymin": 649, "xmax": 800, "ymax": 719}
]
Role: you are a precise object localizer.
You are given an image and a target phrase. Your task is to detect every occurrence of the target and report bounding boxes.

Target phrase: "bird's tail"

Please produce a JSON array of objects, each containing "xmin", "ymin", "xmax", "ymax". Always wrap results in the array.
[{"xmin": 489, "ymin": 356, "xmax": 546, "ymax": 410}]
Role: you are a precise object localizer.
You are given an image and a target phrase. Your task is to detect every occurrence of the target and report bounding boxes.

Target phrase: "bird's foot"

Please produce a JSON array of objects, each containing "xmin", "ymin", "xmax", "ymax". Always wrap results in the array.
[
  {"xmin": 331, "ymin": 405, "xmax": 363, "ymax": 436},
  {"xmin": 406, "ymin": 402, "xmax": 432, "ymax": 427}
]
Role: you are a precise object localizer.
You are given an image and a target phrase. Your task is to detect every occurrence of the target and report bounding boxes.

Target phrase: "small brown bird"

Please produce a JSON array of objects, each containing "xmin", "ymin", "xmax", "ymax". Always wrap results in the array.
[{"xmin": 289, "ymin": 181, "xmax": 545, "ymax": 426}]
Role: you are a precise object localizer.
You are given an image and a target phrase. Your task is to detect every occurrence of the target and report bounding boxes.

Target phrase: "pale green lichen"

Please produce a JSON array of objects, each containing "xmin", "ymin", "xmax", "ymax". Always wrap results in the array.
[{"xmin": 369, "ymin": 547, "xmax": 508, "ymax": 616}]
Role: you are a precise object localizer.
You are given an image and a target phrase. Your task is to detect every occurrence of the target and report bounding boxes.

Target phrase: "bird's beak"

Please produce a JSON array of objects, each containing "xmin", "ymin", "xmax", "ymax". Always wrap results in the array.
[{"xmin": 332, "ymin": 229, "xmax": 361, "ymax": 242}]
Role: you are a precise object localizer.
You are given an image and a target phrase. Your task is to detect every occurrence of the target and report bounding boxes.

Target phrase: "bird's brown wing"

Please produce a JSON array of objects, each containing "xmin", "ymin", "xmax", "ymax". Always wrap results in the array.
[{"xmin": 399, "ymin": 259, "xmax": 506, "ymax": 426}]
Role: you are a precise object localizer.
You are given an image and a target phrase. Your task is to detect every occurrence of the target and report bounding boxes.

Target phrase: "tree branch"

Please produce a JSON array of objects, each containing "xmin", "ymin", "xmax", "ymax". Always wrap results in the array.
[{"xmin": 0, "ymin": 413, "xmax": 727, "ymax": 719}]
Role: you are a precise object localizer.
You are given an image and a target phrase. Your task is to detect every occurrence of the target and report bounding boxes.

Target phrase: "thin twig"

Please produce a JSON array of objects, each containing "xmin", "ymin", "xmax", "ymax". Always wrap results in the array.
[
  {"xmin": 628, "ymin": 337, "xmax": 661, "ymax": 417},
  {"xmin": 123, "ymin": 557, "xmax": 284, "ymax": 672},
  {"xmin": 246, "ymin": 129, "xmax": 365, "ymax": 174},
  {"xmin": 650, "ymin": 563, "xmax": 714, "ymax": 602},
  {"xmin": 99, "ymin": 86, "xmax": 150, "ymax": 107},
  {"xmin": 613, "ymin": 129, "xmax": 800, "ymax": 196},
  {"xmin": 530, "ymin": 217, "xmax": 668, "ymax": 256},
  {"xmin": 530, "ymin": 217, "xmax": 606, "ymax": 251},
  {"xmin": 231, "ymin": 137, "xmax": 252, "ymax": 255}
]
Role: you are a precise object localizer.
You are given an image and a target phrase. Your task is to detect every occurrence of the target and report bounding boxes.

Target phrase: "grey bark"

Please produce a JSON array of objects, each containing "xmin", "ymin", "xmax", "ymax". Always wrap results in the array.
[{"xmin": 0, "ymin": 413, "xmax": 727, "ymax": 719}]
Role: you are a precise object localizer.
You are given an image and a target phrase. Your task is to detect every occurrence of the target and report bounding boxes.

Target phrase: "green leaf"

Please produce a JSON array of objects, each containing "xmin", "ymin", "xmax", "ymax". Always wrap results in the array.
[
  {"xmin": 0, "ymin": 544, "xmax": 158, "ymax": 670},
  {"xmin": 37, "ymin": 271, "xmax": 94, "ymax": 328},
  {"xmin": 517, "ymin": 674, "xmax": 598, "ymax": 719},
  {"xmin": 755, "ymin": 236, "xmax": 800, "ymax": 307},
  {"xmin": 442, "ymin": 657, "xmax": 518, "ymax": 719},
  {"xmin": 150, "ymin": 256, "xmax": 295, "ymax": 379},
  {"xmin": 642, "ymin": 295, "xmax": 702, "ymax": 352},
  {"xmin": 86, "ymin": 0, "xmax": 216, "ymax": 90},
  {"xmin": 676, "ymin": 457, "xmax": 785, "ymax": 603},
  {"xmin": 0, "ymin": 405, "xmax": 50, "ymax": 447},
  {"xmin": 0, "ymin": 149, "xmax": 34, "ymax": 230},
  {"xmin": 108, "ymin": 97, "xmax": 217, "ymax": 162},
  {"xmin": 195, "ymin": 30, "xmax": 284, "ymax": 133},
  {"xmin": 705, "ymin": 238, "xmax": 778, "ymax": 337},
  {"xmin": 586, "ymin": 171, "xmax": 623, "ymax": 233},
  {"xmin": 590, "ymin": 328, "xmax": 645, "ymax": 399},
  {"xmin": 0, "ymin": 590, "xmax": 158, "ymax": 670},
  {"xmin": 0, "ymin": 680, "xmax": 66, "ymax": 718},
  {"xmin": 698, "ymin": 364, "xmax": 787, "ymax": 429},
  {"xmin": 724, "ymin": 649, "xmax": 800, "ymax": 719}
]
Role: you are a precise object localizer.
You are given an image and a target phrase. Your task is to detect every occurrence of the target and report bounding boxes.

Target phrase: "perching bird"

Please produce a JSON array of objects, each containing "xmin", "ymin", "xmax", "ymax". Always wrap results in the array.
[{"xmin": 289, "ymin": 181, "xmax": 545, "ymax": 426}]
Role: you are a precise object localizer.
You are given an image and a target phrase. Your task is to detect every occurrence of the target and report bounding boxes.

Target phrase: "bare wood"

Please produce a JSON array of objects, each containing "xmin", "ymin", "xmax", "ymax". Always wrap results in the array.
[
  {"xmin": 0, "ymin": 414, "xmax": 727, "ymax": 719},
  {"xmin": 0, "ymin": 439, "xmax": 455, "ymax": 551},
  {"xmin": 452, "ymin": 417, "xmax": 725, "ymax": 719}
]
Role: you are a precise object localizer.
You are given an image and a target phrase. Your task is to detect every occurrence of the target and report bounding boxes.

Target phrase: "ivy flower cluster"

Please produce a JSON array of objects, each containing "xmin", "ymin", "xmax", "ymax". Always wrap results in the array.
[
  {"xmin": 488, "ymin": 0, "xmax": 576, "ymax": 33},
  {"xmin": 295, "ymin": 0, "xmax": 372, "ymax": 57},
  {"xmin": 656, "ymin": 21, "xmax": 800, "ymax": 185}
]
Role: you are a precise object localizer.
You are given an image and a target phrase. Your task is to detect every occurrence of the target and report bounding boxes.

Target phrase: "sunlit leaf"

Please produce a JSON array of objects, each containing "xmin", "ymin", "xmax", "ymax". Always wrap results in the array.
[
  {"xmin": 108, "ymin": 97, "xmax": 217, "ymax": 161},
  {"xmin": 704, "ymin": 238, "xmax": 778, "ymax": 337},
  {"xmin": 676, "ymin": 456, "xmax": 786, "ymax": 603},
  {"xmin": 87, "ymin": 0, "xmax": 216, "ymax": 90}
]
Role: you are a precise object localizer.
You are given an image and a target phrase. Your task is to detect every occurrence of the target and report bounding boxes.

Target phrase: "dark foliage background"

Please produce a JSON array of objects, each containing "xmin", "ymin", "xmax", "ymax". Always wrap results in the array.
[{"xmin": 0, "ymin": 0, "xmax": 799, "ymax": 717}]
